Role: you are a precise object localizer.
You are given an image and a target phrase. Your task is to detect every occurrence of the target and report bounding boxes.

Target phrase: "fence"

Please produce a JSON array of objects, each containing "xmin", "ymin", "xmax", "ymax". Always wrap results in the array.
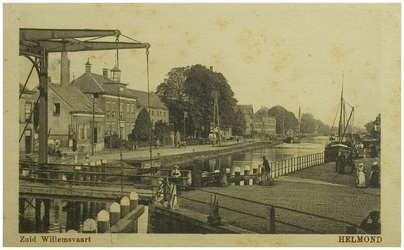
[{"xmin": 269, "ymin": 152, "xmax": 324, "ymax": 179}]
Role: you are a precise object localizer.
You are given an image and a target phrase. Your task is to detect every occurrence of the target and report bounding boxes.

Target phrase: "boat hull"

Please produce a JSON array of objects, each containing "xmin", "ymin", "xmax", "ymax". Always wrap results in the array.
[{"xmin": 324, "ymin": 143, "xmax": 351, "ymax": 163}]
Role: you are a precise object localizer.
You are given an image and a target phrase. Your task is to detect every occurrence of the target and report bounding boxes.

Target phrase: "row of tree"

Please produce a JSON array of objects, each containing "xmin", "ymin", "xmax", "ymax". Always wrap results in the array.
[{"xmin": 267, "ymin": 105, "xmax": 331, "ymax": 135}]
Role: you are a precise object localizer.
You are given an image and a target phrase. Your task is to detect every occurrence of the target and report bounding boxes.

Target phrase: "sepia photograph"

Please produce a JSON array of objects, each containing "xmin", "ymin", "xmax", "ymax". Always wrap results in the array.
[{"xmin": 3, "ymin": 2, "xmax": 401, "ymax": 247}]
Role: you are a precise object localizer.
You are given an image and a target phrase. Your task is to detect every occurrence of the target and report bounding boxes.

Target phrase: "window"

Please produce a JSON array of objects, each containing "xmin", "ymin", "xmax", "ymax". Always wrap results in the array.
[
  {"xmin": 112, "ymin": 111, "xmax": 115, "ymax": 117},
  {"xmin": 127, "ymin": 104, "xmax": 130, "ymax": 118},
  {"xmin": 152, "ymin": 110, "xmax": 154, "ymax": 116},
  {"xmin": 131, "ymin": 104, "xmax": 135, "ymax": 118},
  {"xmin": 107, "ymin": 111, "xmax": 110, "ymax": 117},
  {"xmin": 120, "ymin": 103, "xmax": 124, "ymax": 118},
  {"xmin": 164, "ymin": 111, "xmax": 166, "ymax": 118},
  {"xmin": 84, "ymin": 124, "xmax": 88, "ymax": 139},
  {"xmin": 25, "ymin": 102, "xmax": 32, "ymax": 121},
  {"xmin": 106, "ymin": 101, "xmax": 110, "ymax": 110},
  {"xmin": 53, "ymin": 103, "xmax": 60, "ymax": 115},
  {"xmin": 79, "ymin": 124, "xmax": 84, "ymax": 139}
]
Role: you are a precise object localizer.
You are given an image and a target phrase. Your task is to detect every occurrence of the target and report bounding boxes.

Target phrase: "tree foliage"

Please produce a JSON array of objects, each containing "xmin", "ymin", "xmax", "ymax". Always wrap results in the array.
[
  {"xmin": 300, "ymin": 113, "xmax": 317, "ymax": 134},
  {"xmin": 156, "ymin": 64, "xmax": 240, "ymax": 138},
  {"xmin": 267, "ymin": 106, "xmax": 298, "ymax": 134},
  {"xmin": 232, "ymin": 109, "xmax": 247, "ymax": 136},
  {"xmin": 154, "ymin": 120, "xmax": 171, "ymax": 141},
  {"xmin": 129, "ymin": 108, "xmax": 152, "ymax": 141}
]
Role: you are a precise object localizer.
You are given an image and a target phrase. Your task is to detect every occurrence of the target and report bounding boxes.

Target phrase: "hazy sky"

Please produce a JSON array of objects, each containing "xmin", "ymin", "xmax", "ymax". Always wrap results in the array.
[{"xmin": 17, "ymin": 3, "xmax": 400, "ymax": 128}]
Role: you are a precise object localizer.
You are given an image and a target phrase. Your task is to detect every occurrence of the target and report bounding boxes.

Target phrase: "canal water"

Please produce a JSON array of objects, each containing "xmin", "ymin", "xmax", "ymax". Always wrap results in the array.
[
  {"xmin": 176, "ymin": 136, "xmax": 328, "ymax": 185},
  {"xmin": 19, "ymin": 136, "xmax": 327, "ymax": 233}
]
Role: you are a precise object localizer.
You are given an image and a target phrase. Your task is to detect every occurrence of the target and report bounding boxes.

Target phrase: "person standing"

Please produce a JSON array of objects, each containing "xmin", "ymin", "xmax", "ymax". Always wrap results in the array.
[
  {"xmin": 171, "ymin": 165, "xmax": 182, "ymax": 195},
  {"xmin": 369, "ymin": 162, "xmax": 380, "ymax": 188},
  {"xmin": 262, "ymin": 156, "xmax": 271, "ymax": 182},
  {"xmin": 356, "ymin": 163, "xmax": 366, "ymax": 188}
]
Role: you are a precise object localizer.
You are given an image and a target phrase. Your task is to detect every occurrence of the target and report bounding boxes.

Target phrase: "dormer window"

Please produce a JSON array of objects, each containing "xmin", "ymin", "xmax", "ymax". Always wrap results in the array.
[{"xmin": 110, "ymin": 65, "xmax": 121, "ymax": 83}]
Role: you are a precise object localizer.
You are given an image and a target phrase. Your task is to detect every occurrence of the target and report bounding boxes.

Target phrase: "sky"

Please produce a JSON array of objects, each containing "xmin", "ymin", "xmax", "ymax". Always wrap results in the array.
[{"xmin": 16, "ymin": 3, "xmax": 400, "ymax": 128}]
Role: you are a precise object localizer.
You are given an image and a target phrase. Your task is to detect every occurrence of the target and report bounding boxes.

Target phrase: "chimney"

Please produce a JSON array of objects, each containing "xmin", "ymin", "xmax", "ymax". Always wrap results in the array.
[
  {"xmin": 60, "ymin": 50, "xmax": 70, "ymax": 85},
  {"xmin": 85, "ymin": 58, "xmax": 92, "ymax": 73},
  {"xmin": 102, "ymin": 68, "xmax": 109, "ymax": 77}
]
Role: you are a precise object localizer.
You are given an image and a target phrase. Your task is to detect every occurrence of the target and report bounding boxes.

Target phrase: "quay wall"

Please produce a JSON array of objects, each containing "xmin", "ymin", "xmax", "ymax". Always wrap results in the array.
[{"xmin": 159, "ymin": 141, "xmax": 279, "ymax": 168}]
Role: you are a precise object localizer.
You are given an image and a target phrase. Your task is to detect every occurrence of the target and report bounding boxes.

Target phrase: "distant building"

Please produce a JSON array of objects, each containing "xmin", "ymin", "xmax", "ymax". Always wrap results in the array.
[
  {"xmin": 236, "ymin": 104, "xmax": 254, "ymax": 136},
  {"xmin": 252, "ymin": 107, "xmax": 276, "ymax": 137},
  {"xmin": 35, "ymin": 82, "xmax": 106, "ymax": 152},
  {"xmin": 19, "ymin": 84, "xmax": 36, "ymax": 156},
  {"xmin": 73, "ymin": 59, "xmax": 169, "ymax": 140}
]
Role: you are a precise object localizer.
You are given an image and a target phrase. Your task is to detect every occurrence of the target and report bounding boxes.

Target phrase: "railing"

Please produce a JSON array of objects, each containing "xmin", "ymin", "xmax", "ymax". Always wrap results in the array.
[
  {"xmin": 269, "ymin": 152, "xmax": 324, "ymax": 179},
  {"xmin": 160, "ymin": 178, "xmax": 363, "ymax": 234}
]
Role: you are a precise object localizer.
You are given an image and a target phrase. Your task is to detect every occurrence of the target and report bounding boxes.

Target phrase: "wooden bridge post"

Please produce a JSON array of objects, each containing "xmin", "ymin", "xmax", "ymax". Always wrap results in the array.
[
  {"xmin": 130, "ymin": 191, "xmax": 139, "ymax": 210},
  {"xmin": 42, "ymin": 199, "xmax": 51, "ymax": 231},
  {"xmin": 110, "ymin": 202, "xmax": 121, "ymax": 227},
  {"xmin": 82, "ymin": 163, "xmax": 89, "ymax": 186},
  {"xmin": 266, "ymin": 206, "xmax": 276, "ymax": 234},
  {"xmin": 97, "ymin": 210, "xmax": 110, "ymax": 233},
  {"xmin": 130, "ymin": 191, "xmax": 139, "ymax": 233},
  {"xmin": 252, "ymin": 166, "xmax": 258, "ymax": 185},
  {"xmin": 82, "ymin": 218, "xmax": 96, "ymax": 233},
  {"xmin": 120, "ymin": 197, "xmax": 130, "ymax": 218}
]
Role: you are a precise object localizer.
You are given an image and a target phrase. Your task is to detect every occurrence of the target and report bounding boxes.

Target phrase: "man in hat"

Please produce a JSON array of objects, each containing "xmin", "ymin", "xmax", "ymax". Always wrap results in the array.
[
  {"xmin": 171, "ymin": 165, "xmax": 182, "ymax": 195},
  {"xmin": 262, "ymin": 156, "xmax": 271, "ymax": 183}
]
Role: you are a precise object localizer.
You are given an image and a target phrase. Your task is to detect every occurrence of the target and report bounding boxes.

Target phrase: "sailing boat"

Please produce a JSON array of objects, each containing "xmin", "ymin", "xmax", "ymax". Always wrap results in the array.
[
  {"xmin": 284, "ymin": 107, "xmax": 301, "ymax": 144},
  {"xmin": 324, "ymin": 73, "xmax": 355, "ymax": 162}
]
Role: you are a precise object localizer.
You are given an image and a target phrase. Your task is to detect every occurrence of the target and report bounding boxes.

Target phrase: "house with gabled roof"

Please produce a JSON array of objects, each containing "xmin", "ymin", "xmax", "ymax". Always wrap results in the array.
[
  {"xmin": 73, "ymin": 59, "xmax": 169, "ymax": 140},
  {"xmin": 33, "ymin": 81, "xmax": 105, "ymax": 153}
]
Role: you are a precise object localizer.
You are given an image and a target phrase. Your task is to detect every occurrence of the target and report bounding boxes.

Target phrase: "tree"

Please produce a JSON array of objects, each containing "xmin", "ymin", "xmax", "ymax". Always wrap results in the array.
[
  {"xmin": 316, "ymin": 119, "xmax": 331, "ymax": 135},
  {"xmin": 156, "ymin": 64, "xmax": 239, "ymax": 138},
  {"xmin": 154, "ymin": 120, "xmax": 171, "ymax": 144},
  {"xmin": 184, "ymin": 65, "xmax": 238, "ymax": 137},
  {"xmin": 232, "ymin": 109, "xmax": 247, "ymax": 136},
  {"xmin": 129, "ymin": 108, "xmax": 152, "ymax": 141},
  {"xmin": 364, "ymin": 121, "xmax": 374, "ymax": 135},
  {"xmin": 267, "ymin": 106, "xmax": 298, "ymax": 134},
  {"xmin": 300, "ymin": 113, "xmax": 317, "ymax": 134}
]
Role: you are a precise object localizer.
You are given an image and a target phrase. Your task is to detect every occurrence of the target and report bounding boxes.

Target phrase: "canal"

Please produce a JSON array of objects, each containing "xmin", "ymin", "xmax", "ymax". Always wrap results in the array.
[{"xmin": 19, "ymin": 136, "xmax": 327, "ymax": 233}]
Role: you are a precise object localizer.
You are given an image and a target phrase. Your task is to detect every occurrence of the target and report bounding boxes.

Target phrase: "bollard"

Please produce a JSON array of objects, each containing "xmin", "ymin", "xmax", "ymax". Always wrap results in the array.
[
  {"xmin": 234, "ymin": 167, "xmax": 241, "ymax": 186},
  {"xmin": 129, "ymin": 191, "xmax": 139, "ymax": 233},
  {"xmin": 245, "ymin": 166, "xmax": 253, "ymax": 185},
  {"xmin": 186, "ymin": 171, "xmax": 192, "ymax": 187},
  {"xmin": 110, "ymin": 202, "xmax": 121, "ymax": 226},
  {"xmin": 120, "ymin": 197, "xmax": 130, "ymax": 218},
  {"xmin": 266, "ymin": 206, "xmax": 276, "ymax": 234},
  {"xmin": 97, "ymin": 210, "xmax": 110, "ymax": 233},
  {"xmin": 129, "ymin": 191, "xmax": 139, "ymax": 211},
  {"xmin": 252, "ymin": 166, "xmax": 258, "ymax": 185}
]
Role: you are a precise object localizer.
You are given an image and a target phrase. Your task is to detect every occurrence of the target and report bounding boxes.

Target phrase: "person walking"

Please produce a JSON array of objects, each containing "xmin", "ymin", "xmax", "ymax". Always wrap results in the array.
[
  {"xmin": 356, "ymin": 163, "xmax": 366, "ymax": 188},
  {"xmin": 171, "ymin": 165, "xmax": 182, "ymax": 195},
  {"xmin": 262, "ymin": 156, "xmax": 271, "ymax": 182}
]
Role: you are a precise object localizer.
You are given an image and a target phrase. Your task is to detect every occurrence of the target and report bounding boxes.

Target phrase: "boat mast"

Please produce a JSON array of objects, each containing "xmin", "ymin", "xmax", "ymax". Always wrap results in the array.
[
  {"xmin": 298, "ymin": 106, "xmax": 301, "ymax": 134},
  {"xmin": 338, "ymin": 72, "xmax": 344, "ymax": 142}
]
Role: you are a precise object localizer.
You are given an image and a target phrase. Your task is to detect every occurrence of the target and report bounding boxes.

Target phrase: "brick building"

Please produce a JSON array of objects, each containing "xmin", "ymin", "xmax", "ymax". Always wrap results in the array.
[
  {"xmin": 73, "ymin": 59, "xmax": 169, "ymax": 140},
  {"xmin": 252, "ymin": 107, "xmax": 276, "ymax": 137},
  {"xmin": 38, "ymin": 82, "xmax": 106, "ymax": 152}
]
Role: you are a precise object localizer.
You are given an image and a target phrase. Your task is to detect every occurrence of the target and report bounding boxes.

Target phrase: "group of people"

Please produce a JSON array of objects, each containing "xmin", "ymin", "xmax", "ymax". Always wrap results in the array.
[{"xmin": 356, "ymin": 161, "xmax": 380, "ymax": 188}]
